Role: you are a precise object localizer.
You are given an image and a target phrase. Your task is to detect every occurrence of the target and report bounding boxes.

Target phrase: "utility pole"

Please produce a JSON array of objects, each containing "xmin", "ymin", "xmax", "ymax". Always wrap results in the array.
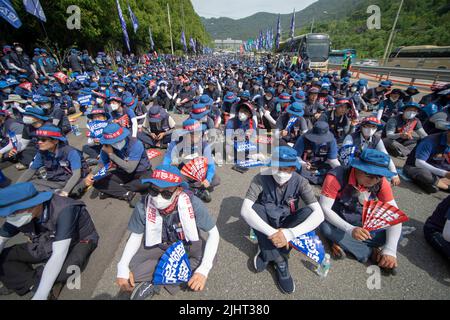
[
  {"xmin": 382, "ymin": 0, "xmax": 404, "ymax": 65},
  {"xmin": 310, "ymin": 17, "xmax": 315, "ymax": 33},
  {"xmin": 167, "ymin": 2, "xmax": 174, "ymax": 55}
]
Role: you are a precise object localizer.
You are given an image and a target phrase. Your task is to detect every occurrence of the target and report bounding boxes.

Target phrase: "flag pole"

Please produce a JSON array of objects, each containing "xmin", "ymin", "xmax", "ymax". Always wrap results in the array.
[
  {"xmin": 167, "ymin": 2, "xmax": 174, "ymax": 55},
  {"xmin": 32, "ymin": 0, "xmax": 49, "ymax": 40}
]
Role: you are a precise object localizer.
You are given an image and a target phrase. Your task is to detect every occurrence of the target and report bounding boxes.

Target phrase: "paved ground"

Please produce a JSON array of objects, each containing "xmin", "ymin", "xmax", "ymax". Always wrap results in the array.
[{"xmin": 1, "ymin": 85, "xmax": 449, "ymax": 301}]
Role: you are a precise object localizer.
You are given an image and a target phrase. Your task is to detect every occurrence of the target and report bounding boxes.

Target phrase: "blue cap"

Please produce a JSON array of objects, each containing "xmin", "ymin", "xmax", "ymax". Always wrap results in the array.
[
  {"xmin": 34, "ymin": 125, "xmax": 67, "ymax": 142},
  {"xmin": 269, "ymin": 146, "xmax": 301, "ymax": 170},
  {"xmin": 141, "ymin": 165, "xmax": 187, "ymax": 189},
  {"xmin": 23, "ymin": 107, "xmax": 49, "ymax": 121},
  {"xmin": 287, "ymin": 102, "xmax": 305, "ymax": 117},
  {"xmin": 100, "ymin": 123, "xmax": 130, "ymax": 145},
  {"xmin": 350, "ymin": 148, "xmax": 395, "ymax": 178},
  {"xmin": 0, "ymin": 182, "xmax": 53, "ymax": 217}
]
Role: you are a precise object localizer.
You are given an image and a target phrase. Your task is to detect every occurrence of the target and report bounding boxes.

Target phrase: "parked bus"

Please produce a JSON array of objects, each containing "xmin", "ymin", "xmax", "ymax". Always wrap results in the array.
[
  {"xmin": 277, "ymin": 33, "xmax": 331, "ymax": 71},
  {"xmin": 385, "ymin": 45, "xmax": 450, "ymax": 69},
  {"xmin": 329, "ymin": 49, "xmax": 357, "ymax": 65}
]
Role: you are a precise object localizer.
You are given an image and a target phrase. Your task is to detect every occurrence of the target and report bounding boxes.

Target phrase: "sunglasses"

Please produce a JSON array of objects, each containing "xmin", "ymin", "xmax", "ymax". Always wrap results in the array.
[
  {"xmin": 148, "ymin": 185, "xmax": 177, "ymax": 200},
  {"xmin": 37, "ymin": 137, "xmax": 52, "ymax": 143}
]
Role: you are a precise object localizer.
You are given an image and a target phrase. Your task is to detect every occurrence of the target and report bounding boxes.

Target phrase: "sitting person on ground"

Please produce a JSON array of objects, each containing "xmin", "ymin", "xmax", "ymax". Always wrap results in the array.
[
  {"xmin": 17, "ymin": 125, "xmax": 88, "ymax": 198},
  {"xmin": 294, "ymin": 121, "xmax": 340, "ymax": 185},
  {"xmin": 319, "ymin": 98, "xmax": 354, "ymax": 145},
  {"xmin": 276, "ymin": 102, "xmax": 308, "ymax": 147},
  {"xmin": 319, "ymin": 149, "xmax": 402, "ymax": 273},
  {"xmin": 0, "ymin": 182, "xmax": 98, "ymax": 299},
  {"xmin": 423, "ymin": 195, "xmax": 450, "ymax": 261},
  {"xmin": 116, "ymin": 165, "xmax": 220, "ymax": 300},
  {"xmin": 137, "ymin": 105, "xmax": 175, "ymax": 149},
  {"xmin": 82, "ymin": 107, "xmax": 111, "ymax": 165},
  {"xmin": 240, "ymin": 146, "xmax": 324, "ymax": 294},
  {"xmin": 0, "ymin": 110, "xmax": 25, "ymax": 169}
]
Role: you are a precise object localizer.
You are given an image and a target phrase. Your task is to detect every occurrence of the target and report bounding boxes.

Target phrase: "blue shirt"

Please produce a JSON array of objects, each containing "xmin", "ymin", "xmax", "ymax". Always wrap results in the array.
[
  {"xmin": 415, "ymin": 133, "xmax": 449, "ymax": 162},
  {"xmin": 294, "ymin": 136, "xmax": 338, "ymax": 160},
  {"xmin": 99, "ymin": 139, "xmax": 144, "ymax": 166},
  {"xmin": 31, "ymin": 148, "xmax": 82, "ymax": 171}
]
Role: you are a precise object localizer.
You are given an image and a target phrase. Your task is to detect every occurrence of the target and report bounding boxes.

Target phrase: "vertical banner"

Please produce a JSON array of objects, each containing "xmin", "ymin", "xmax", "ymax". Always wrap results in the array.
[{"xmin": 115, "ymin": 0, "xmax": 131, "ymax": 52}]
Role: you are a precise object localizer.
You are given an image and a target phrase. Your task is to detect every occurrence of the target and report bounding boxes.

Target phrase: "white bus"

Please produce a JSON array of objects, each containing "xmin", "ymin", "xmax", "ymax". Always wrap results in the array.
[{"xmin": 385, "ymin": 45, "xmax": 450, "ymax": 70}]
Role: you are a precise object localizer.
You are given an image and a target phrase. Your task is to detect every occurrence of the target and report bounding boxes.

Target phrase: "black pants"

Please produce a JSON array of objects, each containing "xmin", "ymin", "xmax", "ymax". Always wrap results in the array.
[
  {"xmin": 0, "ymin": 145, "xmax": 37, "ymax": 169},
  {"xmin": 137, "ymin": 131, "xmax": 172, "ymax": 148},
  {"xmin": 82, "ymin": 144, "xmax": 102, "ymax": 159},
  {"xmin": 252, "ymin": 204, "xmax": 313, "ymax": 263},
  {"xmin": 93, "ymin": 170, "xmax": 145, "ymax": 198},
  {"xmin": 403, "ymin": 165, "xmax": 438, "ymax": 190},
  {"xmin": 424, "ymin": 225, "xmax": 450, "ymax": 261},
  {"xmin": 383, "ymin": 138, "xmax": 417, "ymax": 157},
  {"xmin": 0, "ymin": 241, "xmax": 97, "ymax": 296}
]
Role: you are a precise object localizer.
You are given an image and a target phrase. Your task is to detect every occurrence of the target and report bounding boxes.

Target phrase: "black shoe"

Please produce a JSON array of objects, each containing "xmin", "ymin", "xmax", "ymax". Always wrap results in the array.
[
  {"xmin": 86, "ymin": 158, "xmax": 99, "ymax": 166},
  {"xmin": 274, "ymin": 259, "xmax": 295, "ymax": 294},
  {"xmin": 419, "ymin": 184, "xmax": 439, "ymax": 194},
  {"xmin": 99, "ymin": 192, "xmax": 109, "ymax": 200},
  {"xmin": 196, "ymin": 189, "xmax": 211, "ymax": 203},
  {"xmin": 253, "ymin": 247, "xmax": 268, "ymax": 273},
  {"xmin": 0, "ymin": 284, "xmax": 13, "ymax": 296},
  {"xmin": 130, "ymin": 282, "xmax": 160, "ymax": 300}
]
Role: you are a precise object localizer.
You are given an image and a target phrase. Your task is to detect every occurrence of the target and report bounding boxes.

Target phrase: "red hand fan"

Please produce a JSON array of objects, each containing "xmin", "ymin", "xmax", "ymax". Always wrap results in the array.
[
  {"xmin": 147, "ymin": 149, "xmax": 161, "ymax": 160},
  {"xmin": 181, "ymin": 157, "xmax": 208, "ymax": 182},
  {"xmin": 362, "ymin": 201, "xmax": 409, "ymax": 231}
]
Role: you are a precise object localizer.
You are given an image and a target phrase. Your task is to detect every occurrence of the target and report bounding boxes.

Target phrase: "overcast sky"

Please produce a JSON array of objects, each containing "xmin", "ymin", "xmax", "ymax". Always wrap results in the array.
[{"xmin": 191, "ymin": 0, "xmax": 317, "ymax": 19}]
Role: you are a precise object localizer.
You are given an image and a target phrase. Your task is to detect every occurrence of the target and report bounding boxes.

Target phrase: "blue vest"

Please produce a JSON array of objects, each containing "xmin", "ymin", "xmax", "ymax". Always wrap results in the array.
[
  {"xmin": 42, "ymin": 144, "xmax": 88, "ymax": 182},
  {"xmin": 351, "ymin": 131, "xmax": 381, "ymax": 158},
  {"xmin": 114, "ymin": 138, "xmax": 150, "ymax": 174}
]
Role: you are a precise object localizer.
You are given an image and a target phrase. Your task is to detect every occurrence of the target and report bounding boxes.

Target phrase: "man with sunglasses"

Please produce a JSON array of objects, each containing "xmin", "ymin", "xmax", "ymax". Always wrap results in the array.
[
  {"xmin": 319, "ymin": 149, "xmax": 402, "ymax": 273},
  {"xmin": 116, "ymin": 165, "xmax": 220, "ymax": 300},
  {"xmin": 17, "ymin": 125, "xmax": 88, "ymax": 198}
]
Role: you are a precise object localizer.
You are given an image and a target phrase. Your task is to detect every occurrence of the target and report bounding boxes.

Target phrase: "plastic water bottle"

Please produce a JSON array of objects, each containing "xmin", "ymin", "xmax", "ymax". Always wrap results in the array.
[
  {"xmin": 316, "ymin": 254, "xmax": 331, "ymax": 278},
  {"xmin": 38, "ymin": 167, "xmax": 47, "ymax": 180},
  {"xmin": 402, "ymin": 226, "xmax": 416, "ymax": 236},
  {"xmin": 249, "ymin": 228, "xmax": 258, "ymax": 243}
]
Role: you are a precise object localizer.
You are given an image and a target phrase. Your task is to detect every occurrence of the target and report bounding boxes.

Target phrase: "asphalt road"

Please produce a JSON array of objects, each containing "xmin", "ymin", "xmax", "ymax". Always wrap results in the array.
[{"xmin": 1, "ymin": 86, "xmax": 449, "ymax": 301}]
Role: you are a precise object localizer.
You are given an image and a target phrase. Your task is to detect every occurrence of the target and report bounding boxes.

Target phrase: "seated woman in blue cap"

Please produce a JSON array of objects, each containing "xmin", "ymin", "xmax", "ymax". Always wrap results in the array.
[
  {"xmin": 116, "ymin": 165, "xmax": 220, "ymax": 300},
  {"xmin": 17, "ymin": 125, "xmax": 88, "ymax": 198},
  {"xmin": 162, "ymin": 119, "xmax": 220, "ymax": 203},
  {"xmin": 84, "ymin": 123, "xmax": 151, "ymax": 207},
  {"xmin": 189, "ymin": 95, "xmax": 217, "ymax": 133},
  {"xmin": 34, "ymin": 95, "xmax": 71, "ymax": 135},
  {"xmin": 376, "ymin": 88, "xmax": 405, "ymax": 123},
  {"xmin": 294, "ymin": 121, "xmax": 341, "ymax": 185},
  {"xmin": 276, "ymin": 102, "xmax": 308, "ymax": 147},
  {"xmin": 82, "ymin": 107, "xmax": 111, "ymax": 163},
  {"xmin": 0, "ymin": 182, "xmax": 98, "ymax": 299},
  {"xmin": 303, "ymin": 87, "xmax": 326, "ymax": 130},
  {"xmin": 319, "ymin": 149, "xmax": 402, "ymax": 273},
  {"xmin": 383, "ymin": 102, "xmax": 428, "ymax": 158},
  {"xmin": 221, "ymin": 92, "xmax": 239, "ymax": 126},
  {"xmin": 138, "ymin": 105, "xmax": 175, "ymax": 149},
  {"xmin": 241, "ymin": 146, "xmax": 324, "ymax": 294},
  {"xmin": 319, "ymin": 98, "xmax": 355, "ymax": 145}
]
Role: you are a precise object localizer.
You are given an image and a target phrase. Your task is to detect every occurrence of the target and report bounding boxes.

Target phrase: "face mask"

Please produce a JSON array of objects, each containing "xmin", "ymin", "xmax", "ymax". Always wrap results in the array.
[
  {"xmin": 404, "ymin": 111, "xmax": 417, "ymax": 120},
  {"xmin": 351, "ymin": 87, "xmax": 357, "ymax": 92},
  {"xmin": 22, "ymin": 116, "xmax": 36, "ymax": 125},
  {"xmin": 390, "ymin": 96, "xmax": 399, "ymax": 103},
  {"xmin": 272, "ymin": 169, "xmax": 293, "ymax": 185},
  {"xmin": 41, "ymin": 103, "xmax": 51, "ymax": 110},
  {"xmin": 111, "ymin": 140, "xmax": 126, "ymax": 150},
  {"xmin": 362, "ymin": 127, "xmax": 377, "ymax": 138},
  {"xmin": 118, "ymin": 88, "xmax": 124, "ymax": 93},
  {"xmin": 96, "ymin": 98, "xmax": 104, "ymax": 104},
  {"xmin": 15, "ymin": 48, "xmax": 23, "ymax": 54},
  {"xmin": 151, "ymin": 192, "xmax": 178, "ymax": 210},
  {"xmin": 238, "ymin": 112, "xmax": 248, "ymax": 122},
  {"xmin": 6, "ymin": 212, "xmax": 33, "ymax": 228},
  {"xmin": 3, "ymin": 88, "xmax": 12, "ymax": 94},
  {"xmin": 55, "ymin": 93, "xmax": 61, "ymax": 97},
  {"xmin": 111, "ymin": 103, "xmax": 120, "ymax": 111},
  {"xmin": 101, "ymin": 87, "xmax": 107, "ymax": 91}
]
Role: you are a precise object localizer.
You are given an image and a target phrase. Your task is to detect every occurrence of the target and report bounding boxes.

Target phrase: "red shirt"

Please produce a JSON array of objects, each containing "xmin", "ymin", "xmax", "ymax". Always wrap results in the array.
[{"xmin": 321, "ymin": 168, "xmax": 394, "ymax": 202}]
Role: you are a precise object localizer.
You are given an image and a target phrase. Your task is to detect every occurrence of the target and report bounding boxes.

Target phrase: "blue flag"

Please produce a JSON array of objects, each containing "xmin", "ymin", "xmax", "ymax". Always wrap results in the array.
[
  {"xmin": 290, "ymin": 9, "xmax": 295, "ymax": 40},
  {"xmin": 23, "ymin": 0, "xmax": 46, "ymax": 22},
  {"xmin": 181, "ymin": 31, "xmax": 187, "ymax": 52},
  {"xmin": 127, "ymin": 1, "xmax": 139, "ymax": 33},
  {"xmin": 0, "ymin": 0, "xmax": 22, "ymax": 28},
  {"xmin": 189, "ymin": 37, "xmax": 196, "ymax": 54},
  {"xmin": 153, "ymin": 241, "xmax": 192, "ymax": 285},
  {"xmin": 275, "ymin": 14, "xmax": 281, "ymax": 50},
  {"xmin": 115, "ymin": 0, "xmax": 131, "ymax": 52},
  {"xmin": 290, "ymin": 231, "xmax": 326, "ymax": 264},
  {"xmin": 148, "ymin": 26, "xmax": 155, "ymax": 51}
]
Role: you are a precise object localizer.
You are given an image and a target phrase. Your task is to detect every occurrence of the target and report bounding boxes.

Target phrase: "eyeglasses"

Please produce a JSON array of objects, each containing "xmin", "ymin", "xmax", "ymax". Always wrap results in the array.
[{"xmin": 148, "ymin": 185, "xmax": 177, "ymax": 200}]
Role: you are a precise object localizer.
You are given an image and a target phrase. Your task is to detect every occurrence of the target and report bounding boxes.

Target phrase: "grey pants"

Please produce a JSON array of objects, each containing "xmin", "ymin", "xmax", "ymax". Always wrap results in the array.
[
  {"xmin": 383, "ymin": 138, "xmax": 417, "ymax": 157},
  {"xmin": 31, "ymin": 179, "xmax": 86, "ymax": 197},
  {"xmin": 129, "ymin": 240, "xmax": 204, "ymax": 295}
]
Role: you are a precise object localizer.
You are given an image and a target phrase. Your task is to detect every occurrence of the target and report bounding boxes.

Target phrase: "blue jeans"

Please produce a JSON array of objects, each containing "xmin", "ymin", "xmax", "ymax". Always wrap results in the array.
[{"xmin": 319, "ymin": 221, "xmax": 387, "ymax": 263}]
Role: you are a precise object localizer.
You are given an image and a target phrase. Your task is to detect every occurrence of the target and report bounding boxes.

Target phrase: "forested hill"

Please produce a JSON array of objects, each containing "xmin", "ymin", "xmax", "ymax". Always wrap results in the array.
[{"xmin": 1, "ymin": 0, "xmax": 210, "ymax": 54}]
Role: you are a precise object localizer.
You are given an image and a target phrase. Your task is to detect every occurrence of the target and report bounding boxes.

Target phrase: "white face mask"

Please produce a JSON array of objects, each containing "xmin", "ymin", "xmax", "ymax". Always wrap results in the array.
[
  {"xmin": 362, "ymin": 127, "xmax": 377, "ymax": 138},
  {"xmin": 390, "ymin": 96, "xmax": 399, "ymax": 103},
  {"xmin": 238, "ymin": 112, "xmax": 248, "ymax": 122},
  {"xmin": 22, "ymin": 116, "xmax": 36, "ymax": 125},
  {"xmin": 41, "ymin": 103, "xmax": 51, "ymax": 110},
  {"xmin": 272, "ymin": 169, "xmax": 293, "ymax": 185},
  {"xmin": 111, "ymin": 140, "xmax": 126, "ymax": 150},
  {"xmin": 110, "ymin": 103, "xmax": 120, "ymax": 111},
  {"xmin": 404, "ymin": 111, "xmax": 417, "ymax": 120},
  {"xmin": 118, "ymin": 88, "xmax": 124, "ymax": 93},
  {"xmin": 151, "ymin": 192, "xmax": 178, "ymax": 210},
  {"xmin": 96, "ymin": 98, "xmax": 104, "ymax": 104},
  {"xmin": 6, "ymin": 212, "xmax": 33, "ymax": 228}
]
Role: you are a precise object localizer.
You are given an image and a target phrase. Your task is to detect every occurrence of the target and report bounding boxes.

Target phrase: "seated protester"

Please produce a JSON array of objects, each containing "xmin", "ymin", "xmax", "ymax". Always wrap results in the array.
[
  {"xmin": 342, "ymin": 117, "xmax": 400, "ymax": 186},
  {"xmin": 403, "ymin": 128, "xmax": 450, "ymax": 194},
  {"xmin": 221, "ymin": 91, "xmax": 239, "ymax": 125},
  {"xmin": 152, "ymin": 80, "xmax": 174, "ymax": 111},
  {"xmin": 403, "ymin": 86, "xmax": 420, "ymax": 104},
  {"xmin": 261, "ymin": 88, "xmax": 277, "ymax": 130},
  {"xmin": 175, "ymin": 81, "xmax": 196, "ymax": 114},
  {"xmin": 423, "ymin": 195, "xmax": 450, "ymax": 261},
  {"xmin": 0, "ymin": 182, "xmax": 98, "ymax": 299},
  {"xmin": 425, "ymin": 105, "xmax": 450, "ymax": 135},
  {"xmin": 303, "ymin": 87, "xmax": 326, "ymax": 130},
  {"xmin": 34, "ymin": 95, "xmax": 71, "ymax": 135},
  {"xmin": 365, "ymin": 96, "xmax": 380, "ymax": 112},
  {"xmin": 0, "ymin": 110, "xmax": 25, "ymax": 169},
  {"xmin": 92, "ymin": 90, "xmax": 107, "ymax": 109},
  {"xmin": 318, "ymin": 86, "xmax": 335, "ymax": 110},
  {"xmin": 294, "ymin": 121, "xmax": 340, "ymax": 185},
  {"xmin": 319, "ymin": 98, "xmax": 354, "ymax": 145},
  {"xmin": 115, "ymin": 165, "xmax": 220, "ymax": 300},
  {"xmin": 276, "ymin": 102, "xmax": 308, "ymax": 147},
  {"xmin": 319, "ymin": 149, "xmax": 401, "ymax": 272},
  {"xmin": 383, "ymin": 103, "xmax": 428, "ymax": 158},
  {"xmin": 376, "ymin": 88, "xmax": 404, "ymax": 123},
  {"xmin": 225, "ymin": 102, "xmax": 258, "ymax": 163},
  {"xmin": 204, "ymin": 79, "xmax": 221, "ymax": 105},
  {"xmin": 189, "ymin": 95, "xmax": 216, "ymax": 133},
  {"xmin": 363, "ymin": 81, "xmax": 389, "ymax": 104},
  {"xmin": 265, "ymin": 92, "xmax": 291, "ymax": 126},
  {"xmin": 2, "ymin": 94, "xmax": 28, "ymax": 120},
  {"xmin": 240, "ymin": 147, "xmax": 324, "ymax": 294},
  {"xmin": 138, "ymin": 105, "xmax": 175, "ymax": 149},
  {"xmin": 82, "ymin": 108, "xmax": 111, "ymax": 162},
  {"xmin": 162, "ymin": 120, "xmax": 220, "ymax": 203},
  {"xmin": 84, "ymin": 123, "xmax": 151, "ymax": 206},
  {"xmin": 17, "ymin": 125, "xmax": 88, "ymax": 198},
  {"xmin": 107, "ymin": 96, "xmax": 138, "ymax": 139}
]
